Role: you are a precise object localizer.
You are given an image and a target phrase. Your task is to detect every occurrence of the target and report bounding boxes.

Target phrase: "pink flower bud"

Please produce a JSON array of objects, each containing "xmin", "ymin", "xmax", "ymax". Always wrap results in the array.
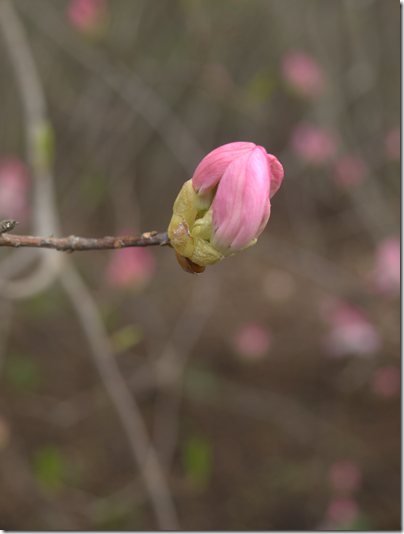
[
  {"xmin": 191, "ymin": 142, "xmax": 283, "ymax": 256},
  {"xmin": 168, "ymin": 142, "xmax": 283, "ymax": 270}
]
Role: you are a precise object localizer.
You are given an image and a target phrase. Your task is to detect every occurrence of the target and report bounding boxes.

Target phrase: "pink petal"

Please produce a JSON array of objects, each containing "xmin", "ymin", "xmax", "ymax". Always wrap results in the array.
[
  {"xmin": 211, "ymin": 147, "xmax": 270, "ymax": 253},
  {"xmin": 267, "ymin": 154, "xmax": 284, "ymax": 198},
  {"xmin": 192, "ymin": 142, "xmax": 256, "ymax": 195},
  {"xmin": 255, "ymin": 198, "xmax": 271, "ymax": 239}
]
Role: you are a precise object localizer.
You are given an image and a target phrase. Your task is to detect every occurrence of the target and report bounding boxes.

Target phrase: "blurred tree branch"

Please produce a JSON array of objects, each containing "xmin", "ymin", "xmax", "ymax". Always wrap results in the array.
[
  {"xmin": 16, "ymin": 0, "xmax": 205, "ymax": 176},
  {"xmin": 0, "ymin": 0, "xmax": 179, "ymax": 528}
]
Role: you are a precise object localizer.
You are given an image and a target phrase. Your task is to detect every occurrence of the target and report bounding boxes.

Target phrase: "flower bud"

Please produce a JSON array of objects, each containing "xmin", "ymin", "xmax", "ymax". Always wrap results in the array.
[{"xmin": 168, "ymin": 142, "xmax": 283, "ymax": 273}]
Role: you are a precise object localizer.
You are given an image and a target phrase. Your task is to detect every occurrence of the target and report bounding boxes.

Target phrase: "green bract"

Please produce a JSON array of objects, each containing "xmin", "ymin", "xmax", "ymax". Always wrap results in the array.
[{"xmin": 167, "ymin": 180, "xmax": 224, "ymax": 267}]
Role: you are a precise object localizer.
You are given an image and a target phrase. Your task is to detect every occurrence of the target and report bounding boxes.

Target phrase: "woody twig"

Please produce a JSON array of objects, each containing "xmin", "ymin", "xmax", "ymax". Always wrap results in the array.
[{"xmin": 0, "ymin": 221, "xmax": 170, "ymax": 251}]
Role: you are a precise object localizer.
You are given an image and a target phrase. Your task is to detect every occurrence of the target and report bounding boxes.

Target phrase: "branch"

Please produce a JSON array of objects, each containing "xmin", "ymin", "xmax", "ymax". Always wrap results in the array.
[
  {"xmin": 0, "ymin": 2, "xmax": 179, "ymax": 528},
  {"xmin": 61, "ymin": 264, "xmax": 179, "ymax": 530},
  {"xmin": 17, "ymin": 0, "xmax": 205, "ymax": 177},
  {"xmin": 0, "ymin": 0, "xmax": 63, "ymax": 300},
  {"xmin": 0, "ymin": 226, "xmax": 171, "ymax": 251}
]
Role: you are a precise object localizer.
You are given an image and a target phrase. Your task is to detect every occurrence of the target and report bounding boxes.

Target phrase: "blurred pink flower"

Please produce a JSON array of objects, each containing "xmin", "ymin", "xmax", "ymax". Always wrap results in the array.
[
  {"xmin": 320, "ymin": 299, "xmax": 381, "ymax": 357},
  {"xmin": 105, "ymin": 233, "xmax": 156, "ymax": 290},
  {"xmin": 233, "ymin": 323, "xmax": 272, "ymax": 360},
  {"xmin": 281, "ymin": 51, "xmax": 325, "ymax": 97},
  {"xmin": 370, "ymin": 366, "xmax": 400, "ymax": 398},
  {"xmin": 0, "ymin": 156, "xmax": 30, "ymax": 223},
  {"xmin": 368, "ymin": 237, "xmax": 400, "ymax": 298},
  {"xmin": 66, "ymin": 0, "xmax": 108, "ymax": 36},
  {"xmin": 326, "ymin": 497, "xmax": 359, "ymax": 526},
  {"xmin": 333, "ymin": 155, "xmax": 367, "ymax": 188},
  {"xmin": 384, "ymin": 127, "xmax": 400, "ymax": 160},
  {"xmin": 291, "ymin": 123, "xmax": 337, "ymax": 165},
  {"xmin": 328, "ymin": 460, "xmax": 362, "ymax": 493}
]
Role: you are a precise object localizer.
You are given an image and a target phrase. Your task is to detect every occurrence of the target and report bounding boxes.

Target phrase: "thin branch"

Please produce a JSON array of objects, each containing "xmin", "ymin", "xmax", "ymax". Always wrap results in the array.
[
  {"xmin": 152, "ymin": 270, "xmax": 222, "ymax": 467},
  {"xmin": 0, "ymin": 0, "xmax": 63, "ymax": 300},
  {"xmin": 0, "ymin": 0, "xmax": 60, "ymax": 234},
  {"xmin": 0, "ymin": 2, "xmax": 179, "ymax": 528},
  {"xmin": 16, "ymin": 0, "xmax": 205, "ymax": 177},
  {"xmin": 0, "ymin": 228, "xmax": 171, "ymax": 251},
  {"xmin": 61, "ymin": 264, "xmax": 179, "ymax": 530}
]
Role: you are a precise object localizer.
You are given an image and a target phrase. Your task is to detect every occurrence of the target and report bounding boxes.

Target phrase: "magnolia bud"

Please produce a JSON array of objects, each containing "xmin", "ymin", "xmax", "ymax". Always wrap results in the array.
[{"xmin": 168, "ymin": 142, "xmax": 283, "ymax": 273}]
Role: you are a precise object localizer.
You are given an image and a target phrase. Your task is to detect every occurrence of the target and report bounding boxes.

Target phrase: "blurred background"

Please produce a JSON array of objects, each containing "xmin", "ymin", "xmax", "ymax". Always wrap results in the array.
[{"xmin": 0, "ymin": 0, "xmax": 400, "ymax": 530}]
